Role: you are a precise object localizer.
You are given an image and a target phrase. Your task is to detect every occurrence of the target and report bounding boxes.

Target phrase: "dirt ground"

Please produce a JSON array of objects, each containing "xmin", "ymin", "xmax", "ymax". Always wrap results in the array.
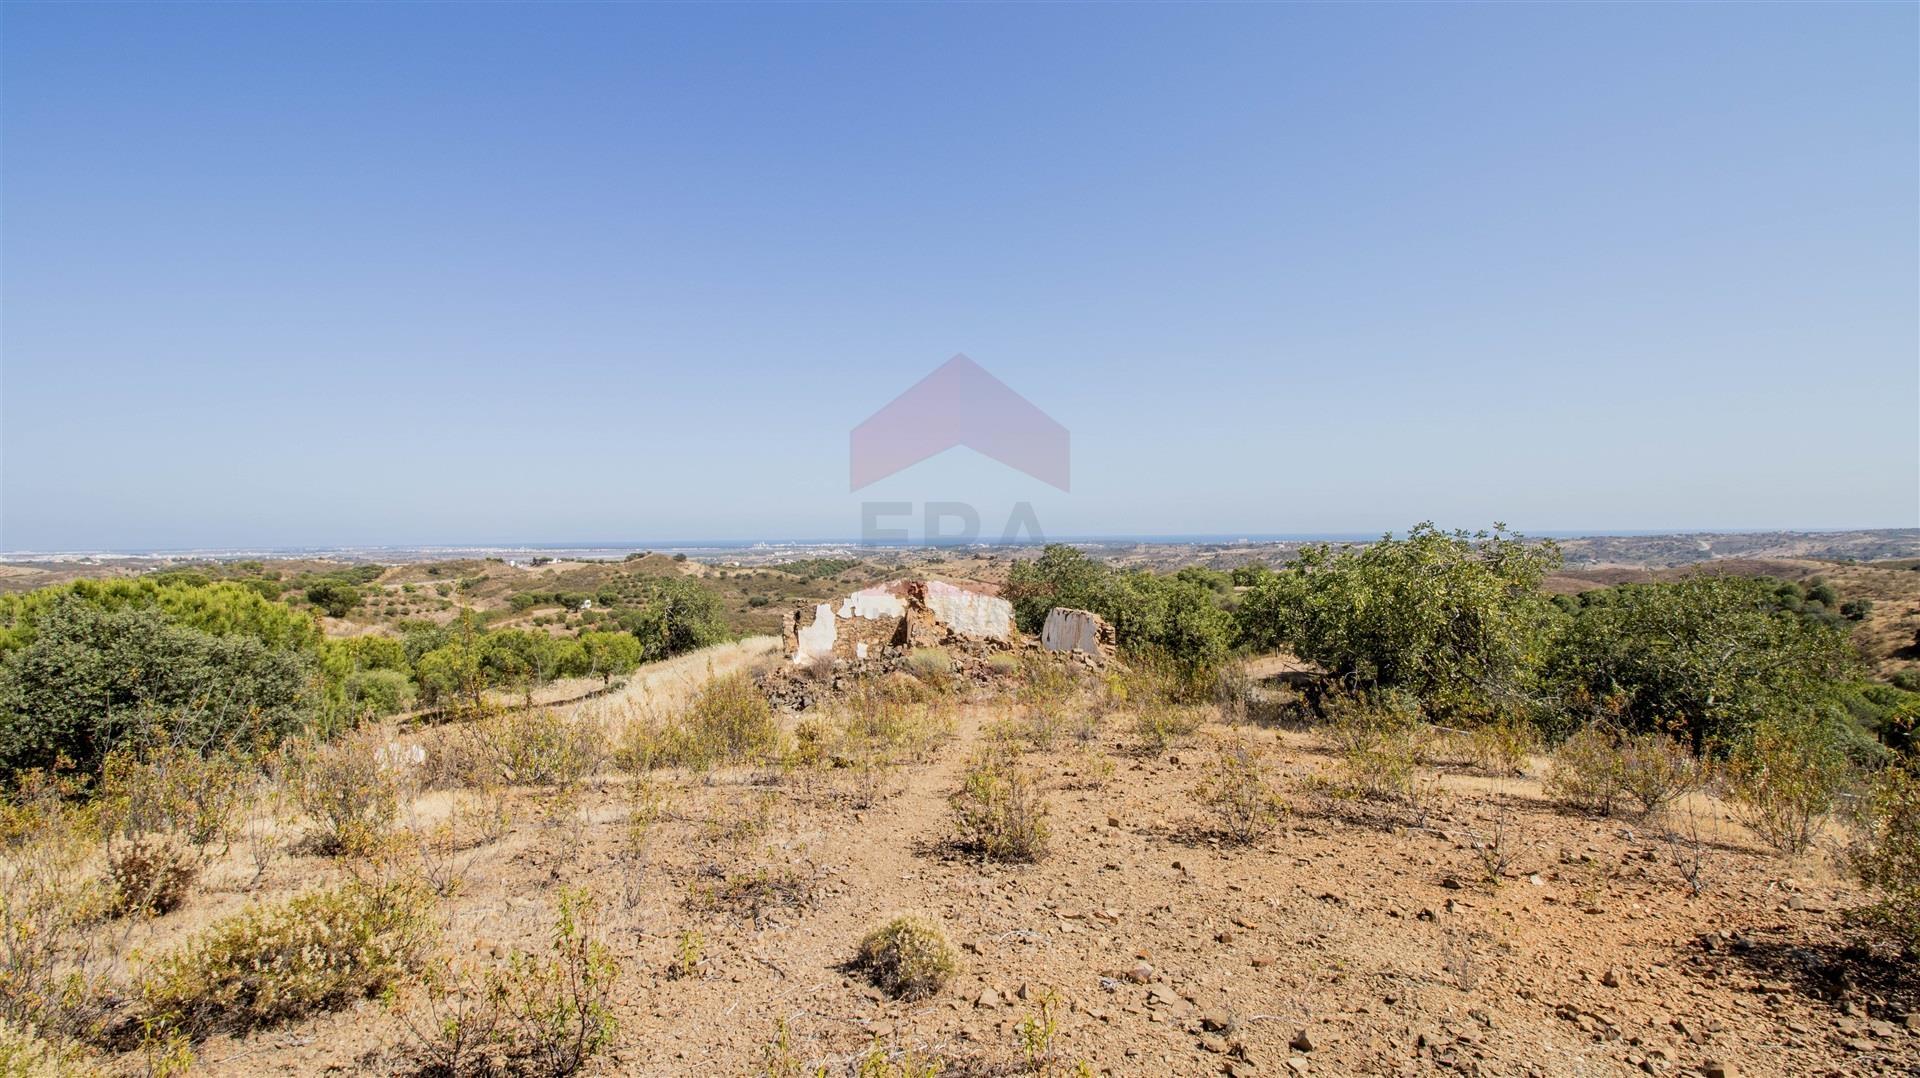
[{"xmin": 109, "ymin": 649, "xmax": 1918, "ymax": 1077}]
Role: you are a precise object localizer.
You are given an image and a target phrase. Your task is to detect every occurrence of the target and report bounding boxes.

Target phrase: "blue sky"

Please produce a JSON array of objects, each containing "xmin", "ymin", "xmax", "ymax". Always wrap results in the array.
[{"xmin": 2, "ymin": 3, "xmax": 1915, "ymax": 550}]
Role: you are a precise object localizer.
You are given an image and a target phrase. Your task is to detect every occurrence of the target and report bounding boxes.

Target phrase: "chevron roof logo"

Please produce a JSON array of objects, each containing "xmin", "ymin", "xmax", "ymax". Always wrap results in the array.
[{"xmin": 850, "ymin": 354, "xmax": 1070, "ymax": 493}]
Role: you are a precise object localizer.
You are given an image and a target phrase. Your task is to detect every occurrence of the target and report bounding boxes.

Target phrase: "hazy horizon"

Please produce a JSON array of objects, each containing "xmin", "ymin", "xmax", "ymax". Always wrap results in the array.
[{"xmin": 4, "ymin": 5, "xmax": 1916, "ymax": 550}]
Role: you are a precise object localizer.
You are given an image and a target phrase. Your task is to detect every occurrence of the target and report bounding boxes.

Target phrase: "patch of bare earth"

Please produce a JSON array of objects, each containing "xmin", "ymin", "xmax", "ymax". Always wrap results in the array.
[{"xmin": 138, "ymin": 667, "xmax": 1912, "ymax": 1076}]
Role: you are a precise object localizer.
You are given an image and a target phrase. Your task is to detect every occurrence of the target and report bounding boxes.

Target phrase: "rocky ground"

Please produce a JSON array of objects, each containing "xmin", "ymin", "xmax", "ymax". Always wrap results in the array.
[{"xmin": 127, "ymin": 652, "xmax": 1913, "ymax": 1078}]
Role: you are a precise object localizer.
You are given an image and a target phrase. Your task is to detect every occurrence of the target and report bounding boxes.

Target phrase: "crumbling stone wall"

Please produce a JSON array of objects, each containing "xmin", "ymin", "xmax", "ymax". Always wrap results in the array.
[
  {"xmin": 1042, "ymin": 607, "xmax": 1116, "ymax": 658},
  {"xmin": 781, "ymin": 580, "xmax": 1013, "ymax": 666}
]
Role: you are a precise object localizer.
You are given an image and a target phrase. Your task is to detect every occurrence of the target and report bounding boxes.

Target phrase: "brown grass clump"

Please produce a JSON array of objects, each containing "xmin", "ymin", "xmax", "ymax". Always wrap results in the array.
[
  {"xmin": 951, "ymin": 749, "xmax": 1050, "ymax": 862},
  {"xmin": 853, "ymin": 916, "xmax": 958, "ymax": 1001},
  {"xmin": 136, "ymin": 879, "xmax": 434, "ymax": 1040},
  {"xmin": 1194, "ymin": 736, "xmax": 1286, "ymax": 844}
]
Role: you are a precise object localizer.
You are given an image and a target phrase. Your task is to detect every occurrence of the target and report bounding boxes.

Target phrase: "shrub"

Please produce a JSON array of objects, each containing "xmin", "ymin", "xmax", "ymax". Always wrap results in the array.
[
  {"xmin": 671, "ymin": 674, "xmax": 780, "ymax": 769},
  {"xmin": 0, "ymin": 596, "xmax": 314, "ymax": 780},
  {"xmin": 951, "ymin": 750, "xmax": 1050, "ymax": 862},
  {"xmin": 1728, "ymin": 714, "xmax": 1854, "ymax": 855},
  {"xmin": 342, "ymin": 669, "xmax": 415, "ymax": 718},
  {"xmin": 465, "ymin": 710, "xmax": 607, "ymax": 791},
  {"xmin": 1617, "ymin": 732, "xmax": 1700, "ymax": 816},
  {"xmin": 1544, "ymin": 723, "xmax": 1627, "ymax": 816},
  {"xmin": 0, "ymin": 780, "xmax": 115, "ymax": 1041},
  {"xmin": 492, "ymin": 888, "xmax": 619, "ymax": 1076},
  {"xmin": 1326, "ymin": 693, "xmax": 1428, "ymax": 801},
  {"xmin": 853, "ymin": 916, "xmax": 958, "ymax": 1001},
  {"xmin": 0, "ymin": 1016, "xmax": 95, "ymax": 1077},
  {"xmin": 1131, "ymin": 701, "xmax": 1206, "ymax": 757},
  {"xmin": 283, "ymin": 729, "xmax": 404, "ymax": 855},
  {"xmin": 1851, "ymin": 761, "xmax": 1920, "ymax": 949},
  {"xmin": 105, "ymin": 839, "xmax": 198, "ymax": 917},
  {"xmin": 1462, "ymin": 719, "xmax": 1536, "ymax": 776},
  {"xmin": 137, "ymin": 879, "xmax": 433, "ymax": 1039},
  {"xmin": 986, "ymin": 654, "xmax": 1020, "ymax": 677},
  {"xmin": 904, "ymin": 649, "xmax": 951, "ymax": 689},
  {"xmin": 1193, "ymin": 737, "xmax": 1285, "ymax": 843},
  {"xmin": 96, "ymin": 744, "xmax": 252, "ymax": 857}
]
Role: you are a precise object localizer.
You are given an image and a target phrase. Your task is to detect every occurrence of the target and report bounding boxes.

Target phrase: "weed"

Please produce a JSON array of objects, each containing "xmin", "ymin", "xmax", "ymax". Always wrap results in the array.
[
  {"xmin": 852, "ymin": 917, "xmax": 957, "ymax": 1001},
  {"xmin": 1132, "ymin": 702, "xmax": 1205, "ymax": 757},
  {"xmin": 669, "ymin": 930, "xmax": 704, "ymax": 981},
  {"xmin": 1193, "ymin": 737, "xmax": 1285, "ymax": 844},
  {"xmin": 951, "ymin": 750, "xmax": 1051, "ymax": 863},
  {"xmin": 465, "ymin": 710, "xmax": 608, "ymax": 792}
]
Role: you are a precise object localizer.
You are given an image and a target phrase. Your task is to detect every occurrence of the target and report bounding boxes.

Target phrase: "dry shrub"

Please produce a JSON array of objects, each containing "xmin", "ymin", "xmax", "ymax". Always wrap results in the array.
[
  {"xmin": 1132, "ymin": 701, "xmax": 1206, "ymax": 757},
  {"xmin": 690, "ymin": 864, "xmax": 813, "ymax": 925},
  {"xmin": 0, "ymin": 777, "xmax": 115, "ymax": 1043},
  {"xmin": 104, "ymin": 839, "xmax": 198, "ymax": 918},
  {"xmin": 400, "ymin": 888, "xmax": 617, "ymax": 1077},
  {"xmin": 1851, "ymin": 760, "xmax": 1920, "ymax": 949},
  {"xmin": 853, "ymin": 916, "xmax": 958, "ymax": 1001},
  {"xmin": 0, "ymin": 1016, "xmax": 97, "ymax": 1077},
  {"xmin": 136, "ymin": 878, "xmax": 434, "ymax": 1040},
  {"xmin": 1728, "ymin": 715, "xmax": 1854, "ymax": 856},
  {"xmin": 1193, "ymin": 736, "xmax": 1285, "ymax": 844},
  {"xmin": 951, "ymin": 749, "xmax": 1050, "ymax": 862},
  {"xmin": 1326, "ymin": 693, "xmax": 1429, "ymax": 801},
  {"xmin": 283, "ymin": 728, "xmax": 406, "ymax": 855},
  {"xmin": 96, "ymin": 745, "xmax": 252, "ymax": 858},
  {"xmin": 1461, "ymin": 720, "xmax": 1537, "ymax": 776},
  {"xmin": 464, "ymin": 710, "xmax": 607, "ymax": 791},
  {"xmin": 667, "ymin": 674, "xmax": 781, "ymax": 771},
  {"xmin": 1618, "ymin": 732, "xmax": 1700, "ymax": 816},
  {"xmin": 1544, "ymin": 723, "xmax": 1627, "ymax": 816},
  {"xmin": 985, "ymin": 653, "xmax": 1021, "ymax": 678}
]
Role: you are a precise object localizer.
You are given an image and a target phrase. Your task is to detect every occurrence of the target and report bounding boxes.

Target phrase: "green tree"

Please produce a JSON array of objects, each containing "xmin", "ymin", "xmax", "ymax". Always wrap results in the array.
[
  {"xmin": 616, "ymin": 577, "xmax": 730, "ymax": 661},
  {"xmin": 1002, "ymin": 545, "xmax": 1113, "ymax": 633},
  {"xmin": 304, "ymin": 581, "xmax": 363, "ymax": 619},
  {"xmin": 1235, "ymin": 523, "xmax": 1561, "ymax": 721},
  {"xmin": 1548, "ymin": 575, "xmax": 1855, "ymax": 754},
  {"xmin": 579, "ymin": 631, "xmax": 643, "ymax": 687},
  {"xmin": 0, "ymin": 596, "xmax": 314, "ymax": 777}
]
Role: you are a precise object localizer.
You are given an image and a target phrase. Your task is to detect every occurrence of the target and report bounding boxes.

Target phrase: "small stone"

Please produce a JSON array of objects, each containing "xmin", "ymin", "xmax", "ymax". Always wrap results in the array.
[
  {"xmin": 1290, "ymin": 1027, "xmax": 1316, "ymax": 1052},
  {"xmin": 976, "ymin": 988, "xmax": 1001, "ymax": 1008},
  {"xmin": 1602, "ymin": 967, "xmax": 1623, "ymax": 988},
  {"xmin": 1201, "ymin": 1012, "xmax": 1237, "ymax": 1033},
  {"xmin": 1285, "ymin": 1058, "xmax": 1310, "ymax": 1075},
  {"xmin": 1870, "ymin": 1020, "xmax": 1898, "ymax": 1039},
  {"xmin": 1127, "ymin": 962, "xmax": 1154, "ymax": 984},
  {"xmin": 1107, "ymin": 815, "xmax": 1122, "ymax": 828},
  {"xmin": 1700, "ymin": 1061, "xmax": 1734, "ymax": 1078}
]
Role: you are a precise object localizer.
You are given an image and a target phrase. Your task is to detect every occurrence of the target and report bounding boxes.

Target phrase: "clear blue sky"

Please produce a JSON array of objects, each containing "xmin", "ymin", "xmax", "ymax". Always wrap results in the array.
[{"xmin": 3, "ymin": 3, "xmax": 1915, "ymax": 550}]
